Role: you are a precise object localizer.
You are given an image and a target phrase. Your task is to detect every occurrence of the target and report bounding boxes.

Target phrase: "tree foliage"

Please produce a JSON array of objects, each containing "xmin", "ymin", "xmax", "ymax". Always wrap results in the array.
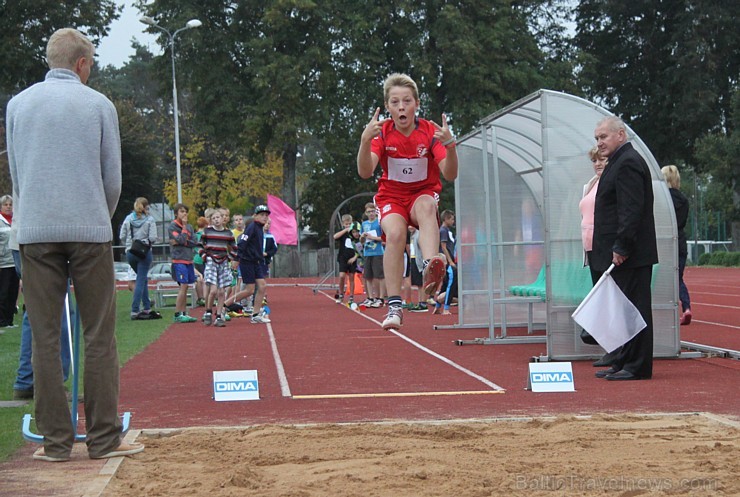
[
  {"xmin": 694, "ymin": 89, "xmax": 740, "ymax": 247},
  {"xmin": 0, "ymin": 0, "xmax": 120, "ymax": 94},
  {"xmin": 135, "ymin": 0, "xmax": 553, "ymax": 242},
  {"xmin": 574, "ymin": 0, "xmax": 740, "ymax": 166},
  {"xmin": 161, "ymin": 135, "xmax": 283, "ymax": 225}
]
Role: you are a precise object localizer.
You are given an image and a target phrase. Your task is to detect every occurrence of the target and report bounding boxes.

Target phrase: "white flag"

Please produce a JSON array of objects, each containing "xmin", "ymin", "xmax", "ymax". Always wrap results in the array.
[{"xmin": 571, "ymin": 264, "xmax": 646, "ymax": 353}]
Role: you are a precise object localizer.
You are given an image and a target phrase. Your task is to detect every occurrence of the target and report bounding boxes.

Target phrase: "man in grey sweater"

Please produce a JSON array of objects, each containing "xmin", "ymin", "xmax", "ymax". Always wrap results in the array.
[{"xmin": 6, "ymin": 28, "xmax": 144, "ymax": 462}]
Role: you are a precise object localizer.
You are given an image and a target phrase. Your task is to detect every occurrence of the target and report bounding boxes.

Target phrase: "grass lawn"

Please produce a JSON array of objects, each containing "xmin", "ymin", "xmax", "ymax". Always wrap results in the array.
[{"xmin": 0, "ymin": 290, "xmax": 172, "ymax": 462}]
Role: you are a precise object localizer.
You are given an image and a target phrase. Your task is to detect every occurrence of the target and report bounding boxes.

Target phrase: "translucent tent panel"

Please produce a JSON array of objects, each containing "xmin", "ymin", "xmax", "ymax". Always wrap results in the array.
[{"xmin": 455, "ymin": 90, "xmax": 680, "ymax": 359}]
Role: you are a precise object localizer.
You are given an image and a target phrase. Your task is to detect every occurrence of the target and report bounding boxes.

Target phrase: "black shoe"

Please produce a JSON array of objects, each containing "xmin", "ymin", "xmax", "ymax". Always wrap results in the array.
[
  {"xmin": 605, "ymin": 370, "xmax": 646, "ymax": 381},
  {"xmin": 13, "ymin": 388, "xmax": 34, "ymax": 400},
  {"xmin": 595, "ymin": 367, "xmax": 618, "ymax": 378},
  {"xmin": 592, "ymin": 358, "xmax": 612, "ymax": 367},
  {"xmin": 148, "ymin": 310, "xmax": 163, "ymax": 319},
  {"xmin": 226, "ymin": 302, "xmax": 243, "ymax": 312}
]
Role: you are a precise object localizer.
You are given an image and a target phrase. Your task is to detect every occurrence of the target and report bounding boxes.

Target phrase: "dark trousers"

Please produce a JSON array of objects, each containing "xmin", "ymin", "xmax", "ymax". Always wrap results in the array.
[
  {"xmin": 0, "ymin": 266, "xmax": 20, "ymax": 326},
  {"xmin": 607, "ymin": 265, "xmax": 654, "ymax": 378},
  {"xmin": 587, "ymin": 255, "xmax": 620, "ymax": 365}
]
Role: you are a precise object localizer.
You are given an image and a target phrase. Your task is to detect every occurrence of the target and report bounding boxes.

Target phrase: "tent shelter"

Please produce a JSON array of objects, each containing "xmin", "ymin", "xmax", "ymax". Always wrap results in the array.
[{"xmin": 451, "ymin": 90, "xmax": 680, "ymax": 360}]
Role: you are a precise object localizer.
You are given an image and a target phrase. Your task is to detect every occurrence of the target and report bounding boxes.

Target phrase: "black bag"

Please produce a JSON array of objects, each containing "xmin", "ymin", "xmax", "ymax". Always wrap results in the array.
[
  {"xmin": 580, "ymin": 329, "xmax": 598, "ymax": 345},
  {"xmin": 128, "ymin": 224, "xmax": 150, "ymax": 258}
]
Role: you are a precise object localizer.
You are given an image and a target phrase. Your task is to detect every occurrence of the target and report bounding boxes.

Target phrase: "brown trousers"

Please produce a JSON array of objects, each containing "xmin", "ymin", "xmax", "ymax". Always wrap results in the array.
[{"xmin": 21, "ymin": 242, "xmax": 122, "ymax": 459}]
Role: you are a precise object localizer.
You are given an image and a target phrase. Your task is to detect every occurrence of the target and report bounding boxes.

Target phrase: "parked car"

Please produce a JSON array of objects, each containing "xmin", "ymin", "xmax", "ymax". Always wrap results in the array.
[
  {"xmin": 148, "ymin": 262, "xmax": 173, "ymax": 281},
  {"xmin": 114, "ymin": 261, "xmax": 132, "ymax": 281}
]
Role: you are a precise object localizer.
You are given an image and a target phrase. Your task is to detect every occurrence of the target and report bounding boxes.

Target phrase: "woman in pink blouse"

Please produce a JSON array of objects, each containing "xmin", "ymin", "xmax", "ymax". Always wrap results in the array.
[
  {"xmin": 579, "ymin": 147, "xmax": 614, "ymax": 365},
  {"xmin": 579, "ymin": 146, "xmax": 607, "ymax": 283}
]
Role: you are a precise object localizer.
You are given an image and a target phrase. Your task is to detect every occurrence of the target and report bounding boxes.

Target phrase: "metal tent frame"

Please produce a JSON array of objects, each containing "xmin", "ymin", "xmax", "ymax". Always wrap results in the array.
[{"xmin": 441, "ymin": 90, "xmax": 681, "ymax": 361}]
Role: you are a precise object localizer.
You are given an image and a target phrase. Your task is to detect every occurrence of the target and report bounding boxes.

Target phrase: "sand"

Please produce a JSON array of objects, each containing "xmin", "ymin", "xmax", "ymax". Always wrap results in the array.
[{"xmin": 102, "ymin": 413, "xmax": 738, "ymax": 497}]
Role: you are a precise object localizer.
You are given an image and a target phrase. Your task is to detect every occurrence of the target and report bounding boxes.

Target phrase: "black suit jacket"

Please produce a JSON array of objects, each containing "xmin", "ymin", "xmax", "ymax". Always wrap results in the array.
[{"xmin": 591, "ymin": 142, "xmax": 658, "ymax": 273}]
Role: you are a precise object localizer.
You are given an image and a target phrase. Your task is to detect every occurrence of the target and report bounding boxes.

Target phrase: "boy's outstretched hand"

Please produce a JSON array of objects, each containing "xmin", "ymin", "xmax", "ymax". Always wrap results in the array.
[
  {"xmin": 431, "ymin": 113, "xmax": 454, "ymax": 144},
  {"xmin": 361, "ymin": 107, "xmax": 383, "ymax": 143}
]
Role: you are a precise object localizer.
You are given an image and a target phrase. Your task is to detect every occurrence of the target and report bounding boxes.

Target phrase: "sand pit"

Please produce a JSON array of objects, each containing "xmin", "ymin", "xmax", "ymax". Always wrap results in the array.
[{"xmin": 103, "ymin": 413, "xmax": 738, "ymax": 496}]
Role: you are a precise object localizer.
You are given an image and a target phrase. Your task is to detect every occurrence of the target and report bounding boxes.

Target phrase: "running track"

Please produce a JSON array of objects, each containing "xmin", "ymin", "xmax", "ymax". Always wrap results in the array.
[{"xmin": 117, "ymin": 267, "xmax": 740, "ymax": 428}]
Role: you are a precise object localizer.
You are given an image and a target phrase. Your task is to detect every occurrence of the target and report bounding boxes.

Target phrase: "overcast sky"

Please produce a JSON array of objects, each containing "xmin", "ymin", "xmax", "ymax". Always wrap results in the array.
[{"xmin": 96, "ymin": 1, "xmax": 157, "ymax": 68}]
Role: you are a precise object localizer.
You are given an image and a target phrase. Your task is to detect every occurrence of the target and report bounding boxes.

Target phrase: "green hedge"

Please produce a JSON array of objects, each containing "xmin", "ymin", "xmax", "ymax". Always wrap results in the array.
[{"xmin": 698, "ymin": 251, "xmax": 740, "ymax": 267}]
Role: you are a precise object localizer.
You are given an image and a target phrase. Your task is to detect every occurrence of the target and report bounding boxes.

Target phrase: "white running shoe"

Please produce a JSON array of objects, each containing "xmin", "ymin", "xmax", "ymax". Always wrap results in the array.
[
  {"xmin": 251, "ymin": 314, "xmax": 271, "ymax": 324},
  {"xmin": 382, "ymin": 306, "xmax": 403, "ymax": 330}
]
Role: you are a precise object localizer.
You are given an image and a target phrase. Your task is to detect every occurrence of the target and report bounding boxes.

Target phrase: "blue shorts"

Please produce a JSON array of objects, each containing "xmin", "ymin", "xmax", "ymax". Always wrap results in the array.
[
  {"xmin": 172, "ymin": 263, "xmax": 197, "ymax": 285},
  {"xmin": 239, "ymin": 261, "xmax": 266, "ymax": 284}
]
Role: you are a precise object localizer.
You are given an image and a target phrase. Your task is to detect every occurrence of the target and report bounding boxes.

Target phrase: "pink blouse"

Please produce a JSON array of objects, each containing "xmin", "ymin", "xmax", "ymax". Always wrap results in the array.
[{"xmin": 578, "ymin": 180, "xmax": 599, "ymax": 251}]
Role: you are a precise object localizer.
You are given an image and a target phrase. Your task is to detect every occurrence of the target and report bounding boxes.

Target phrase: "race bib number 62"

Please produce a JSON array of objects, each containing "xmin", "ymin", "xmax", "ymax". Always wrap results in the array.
[{"xmin": 387, "ymin": 157, "xmax": 428, "ymax": 183}]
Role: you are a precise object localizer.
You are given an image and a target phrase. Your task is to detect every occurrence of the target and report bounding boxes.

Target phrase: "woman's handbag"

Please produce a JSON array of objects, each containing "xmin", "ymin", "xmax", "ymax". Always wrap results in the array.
[{"xmin": 129, "ymin": 224, "xmax": 150, "ymax": 258}]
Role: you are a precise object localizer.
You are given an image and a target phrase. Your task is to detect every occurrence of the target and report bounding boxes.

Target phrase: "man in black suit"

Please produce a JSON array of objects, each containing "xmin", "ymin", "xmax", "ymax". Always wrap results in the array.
[{"xmin": 590, "ymin": 116, "xmax": 658, "ymax": 381}]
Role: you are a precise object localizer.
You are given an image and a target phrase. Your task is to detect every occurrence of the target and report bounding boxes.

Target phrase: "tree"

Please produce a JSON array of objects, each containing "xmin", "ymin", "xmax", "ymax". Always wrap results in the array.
[
  {"xmin": 694, "ymin": 89, "xmax": 740, "ymax": 249},
  {"xmin": 137, "ymin": 0, "xmax": 337, "ymax": 213},
  {"xmin": 134, "ymin": 1, "xmax": 573, "ymax": 244},
  {"xmin": 0, "ymin": 0, "xmax": 120, "ymax": 94},
  {"xmin": 0, "ymin": 1, "xmax": 121, "ymax": 194},
  {"xmin": 110, "ymin": 99, "xmax": 162, "ymax": 240},
  {"xmin": 161, "ymin": 134, "xmax": 283, "ymax": 225},
  {"xmin": 303, "ymin": 0, "xmax": 551, "ymax": 241},
  {"xmin": 575, "ymin": 0, "xmax": 740, "ymax": 166}
]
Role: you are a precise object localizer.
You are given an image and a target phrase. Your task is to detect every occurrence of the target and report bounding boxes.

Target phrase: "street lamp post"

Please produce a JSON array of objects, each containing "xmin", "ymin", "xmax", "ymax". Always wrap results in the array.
[{"xmin": 140, "ymin": 16, "xmax": 202, "ymax": 204}]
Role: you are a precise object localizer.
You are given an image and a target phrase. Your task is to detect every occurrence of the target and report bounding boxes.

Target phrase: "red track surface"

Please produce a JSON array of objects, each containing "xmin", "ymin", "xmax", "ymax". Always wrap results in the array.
[
  {"xmin": 679, "ymin": 267, "xmax": 740, "ymax": 350},
  {"xmin": 119, "ymin": 267, "xmax": 740, "ymax": 429}
]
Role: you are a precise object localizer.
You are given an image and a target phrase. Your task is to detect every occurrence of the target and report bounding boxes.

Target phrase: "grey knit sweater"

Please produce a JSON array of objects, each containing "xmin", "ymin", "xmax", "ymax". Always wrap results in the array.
[{"xmin": 6, "ymin": 69, "xmax": 122, "ymax": 244}]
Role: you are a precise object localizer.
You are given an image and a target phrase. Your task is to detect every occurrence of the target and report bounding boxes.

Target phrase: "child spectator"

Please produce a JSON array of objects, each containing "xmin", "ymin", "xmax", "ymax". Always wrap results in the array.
[
  {"xmin": 433, "ymin": 266, "xmax": 458, "ymax": 315},
  {"xmin": 225, "ymin": 205, "xmax": 272, "ymax": 323},
  {"xmin": 433, "ymin": 210, "xmax": 458, "ymax": 315},
  {"xmin": 360, "ymin": 203, "xmax": 384, "ymax": 308},
  {"xmin": 229, "ymin": 212, "xmax": 246, "ymax": 301},
  {"xmin": 192, "ymin": 215, "xmax": 208, "ymax": 307},
  {"xmin": 231, "ymin": 213, "xmax": 245, "ymax": 238},
  {"xmin": 439, "ymin": 210, "xmax": 456, "ymax": 269},
  {"xmin": 357, "ymin": 73, "xmax": 458, "ymax": 329},
  {"xmin": 169, "ymin": 203, "xmax": 198, "ymax": 323},
  {"xmin": 200, "ymin": 208, "xmax": 238, "ymax": 327},
  {"xmin": 263, "ymin": 217, "xmax": 278, "ymax": 277},
  {"xmin": 334, "ymin": 215, "xmax": 361, "ymax": 304}
]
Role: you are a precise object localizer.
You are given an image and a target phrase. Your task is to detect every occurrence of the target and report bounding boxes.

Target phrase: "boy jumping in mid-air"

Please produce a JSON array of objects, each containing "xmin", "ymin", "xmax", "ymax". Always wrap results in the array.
[
  {"xmin": 225, "ymin": 205, "xmax": 272, "ymax": 324},
  {"xmin": 200, "ymin": 208, "xmax": 238, "ymax": 327},
  {"xmin": 357, "ymin": 73, "xmax": 458, "ymax": 329}
]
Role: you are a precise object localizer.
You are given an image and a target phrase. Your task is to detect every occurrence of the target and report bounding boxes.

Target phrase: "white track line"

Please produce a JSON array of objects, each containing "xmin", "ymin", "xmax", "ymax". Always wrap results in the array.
[
  {"xmin": 692, "ymin": 319, "xmax": 740, "ymax": 331},
  {"xmin": 320, "ymin": 292, "xmax": 505, "ymax": 392},
  {"xmin": 693, "ymin": 302, "xmax": 740, "ymax": 311},
  {"xmin": 266, "ymin": 322, "xmax": 292, "ymax": 397}
]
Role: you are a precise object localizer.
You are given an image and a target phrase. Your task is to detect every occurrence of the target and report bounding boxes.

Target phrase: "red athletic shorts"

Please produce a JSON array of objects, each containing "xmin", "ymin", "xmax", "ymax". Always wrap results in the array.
[{"xmin": 374, "ymin": 189, "xmax": 440, "ymax": 231}]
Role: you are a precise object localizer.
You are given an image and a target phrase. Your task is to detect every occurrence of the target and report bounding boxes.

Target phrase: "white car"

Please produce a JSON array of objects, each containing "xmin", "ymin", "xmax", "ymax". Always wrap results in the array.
[
  {"xmin": 114, "ymin": 262, "xmax": 134, "ymax": 281},
  {"xmin": 148, "ymin": 262, "xmax": 173, "ymax": 281}
]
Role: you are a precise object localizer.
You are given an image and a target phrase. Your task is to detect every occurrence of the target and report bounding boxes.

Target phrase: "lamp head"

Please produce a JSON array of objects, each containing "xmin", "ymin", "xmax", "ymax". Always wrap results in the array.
[
  {"xmin": 186, "ymin": 19, "xmax": 202, "ymax": 29},
  {"xmin": 139, "ymin": 16, "xmax": 157, "ymax": 27}
]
